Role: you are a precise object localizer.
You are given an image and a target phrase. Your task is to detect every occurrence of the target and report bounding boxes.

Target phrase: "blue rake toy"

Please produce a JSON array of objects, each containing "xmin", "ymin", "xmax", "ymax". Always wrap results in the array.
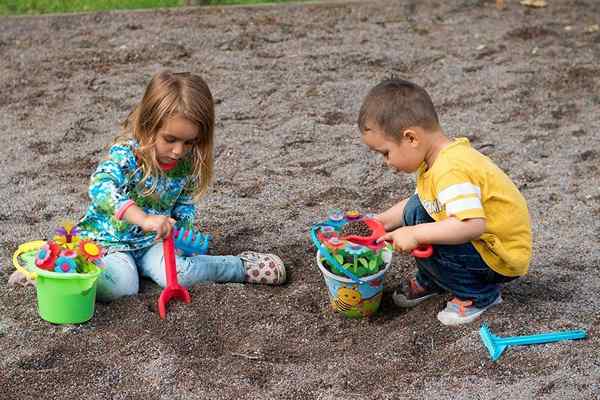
[
  {"xmin": 172, "ymin": 228, "xmax": 210, "ymax": 256},
  {"xmin": 479, "ymin": 323, "xmax": 587, "ymax": 362}
]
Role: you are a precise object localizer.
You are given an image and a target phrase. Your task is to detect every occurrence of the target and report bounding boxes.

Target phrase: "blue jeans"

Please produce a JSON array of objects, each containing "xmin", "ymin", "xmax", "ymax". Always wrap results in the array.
[
  {"xmin": 96, "ymin": 242, "xmax": 246, "ymax": 302},
  {"xmin": 404, "ymin": 195, "xmax": 516, "ymax": 308}
]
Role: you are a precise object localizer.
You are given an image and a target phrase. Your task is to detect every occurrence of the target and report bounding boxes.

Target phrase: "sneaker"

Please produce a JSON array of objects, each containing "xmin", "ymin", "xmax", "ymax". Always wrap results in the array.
[
  {"xmin": 238, "ymin": 251, "xmax": 286, "ymax": 285},
  {"xmin": 392, "ymin": 278, "xmax": 440, "ymax": 308},
  {"xmin": 437, "ymin": 295, "xmax": 502, "ymax": 326}
]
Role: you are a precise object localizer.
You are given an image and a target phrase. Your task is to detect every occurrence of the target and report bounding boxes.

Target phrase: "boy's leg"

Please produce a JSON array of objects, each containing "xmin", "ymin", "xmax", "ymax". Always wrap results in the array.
[
  {"xmin": 138, "ymin": 242, "xmax": 247, "ymax": 287},
  {"xmin": 96, "ymin": 251, "xmax": 140, "ymax": 302},
  {"xmin": 401, "ymin": 194, "xmax": 446, "ymax": 293},
  {"xmin": 398, "ymin": 194, "xmax": 506, "ymax": 323}
]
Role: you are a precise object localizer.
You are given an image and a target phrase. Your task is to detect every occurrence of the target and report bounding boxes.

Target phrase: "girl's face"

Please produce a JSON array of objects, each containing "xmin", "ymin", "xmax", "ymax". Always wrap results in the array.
[{"xmin": 155, "ymin": 114, "xmax": 199, "ymax": 165}]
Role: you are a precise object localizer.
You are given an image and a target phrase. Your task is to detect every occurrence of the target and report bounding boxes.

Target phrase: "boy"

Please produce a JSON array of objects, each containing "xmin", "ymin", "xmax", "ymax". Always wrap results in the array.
[{"xmin": 359, "ymin": 78, "xmax": 532, "ymax": 325}]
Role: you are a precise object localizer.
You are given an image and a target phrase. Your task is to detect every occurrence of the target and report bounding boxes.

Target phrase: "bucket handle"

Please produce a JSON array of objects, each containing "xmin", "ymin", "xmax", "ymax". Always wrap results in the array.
[
  {"xmin": 310, "ymin": 225, "xmax": 365, "ymax": 284},
  {"xmin": 12, "ymin": 240, "xmax": 46, "ymax": 281}
]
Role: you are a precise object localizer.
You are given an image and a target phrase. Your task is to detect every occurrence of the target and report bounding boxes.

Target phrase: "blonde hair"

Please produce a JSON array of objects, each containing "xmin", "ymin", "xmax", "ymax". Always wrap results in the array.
[{"xmin": 118, "ymin": 70, "xmax": 214, "ymax": 200}]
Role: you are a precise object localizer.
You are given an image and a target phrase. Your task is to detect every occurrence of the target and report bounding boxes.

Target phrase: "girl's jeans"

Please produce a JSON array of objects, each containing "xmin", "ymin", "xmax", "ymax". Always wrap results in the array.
[
  {"xmin": 96, "ymin": 243, "xmax": 245, "ymax": 302},
  {"xmin": 404, "ymin": 194, "xmax": 516, "ymax": 308}
]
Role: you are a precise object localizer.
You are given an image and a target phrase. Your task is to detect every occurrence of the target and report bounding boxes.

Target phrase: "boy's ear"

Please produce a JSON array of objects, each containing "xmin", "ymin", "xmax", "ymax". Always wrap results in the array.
[{"xmin": 402, "ymin": 128, "xmax": 420, "ymax": 146}]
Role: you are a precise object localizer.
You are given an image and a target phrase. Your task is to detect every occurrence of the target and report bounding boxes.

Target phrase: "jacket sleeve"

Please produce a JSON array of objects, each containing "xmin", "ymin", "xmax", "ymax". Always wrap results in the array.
[
  {"xmin": 88, "ymin": 144, "xmax": 138, "ymax": 219},
  {"xmin": 172, "ymin": 177, "xmax": 197, "ymax": 230}
]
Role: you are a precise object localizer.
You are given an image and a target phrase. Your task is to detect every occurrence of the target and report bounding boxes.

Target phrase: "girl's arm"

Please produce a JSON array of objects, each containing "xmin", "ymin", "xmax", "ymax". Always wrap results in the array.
[
  {"xmin": 379, "ymin": 217, "xmax": 486, "ymax": 253},
  {"xmin": 171, "ymin": 179, "xmax": 197, "ymax": 231},
  {"xmin": 88, "ymin": 143, "xmax": 173, "ymax": 239},
  {"xmin": 122, "ymin": 204, "xmax": 175, "ymax": 240},
  {"xmin": 375, "ymin": 197, "xmax": 409, "ymax": 231}
]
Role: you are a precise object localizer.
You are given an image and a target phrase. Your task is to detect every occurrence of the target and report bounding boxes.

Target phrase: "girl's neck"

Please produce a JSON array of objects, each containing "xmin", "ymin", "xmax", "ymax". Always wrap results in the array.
[{"xmin": 159, "ymin": 160, "xmax": 178, "ymax": 171}]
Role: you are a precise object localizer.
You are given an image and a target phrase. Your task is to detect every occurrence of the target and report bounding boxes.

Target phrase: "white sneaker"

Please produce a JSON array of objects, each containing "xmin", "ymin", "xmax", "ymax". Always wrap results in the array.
[
  {"xmin": 437, "ymin": 295, "xmax": 502, "ymax": 326},
  {"xmin": 238, "ymin": 251, "xmax": 286, "ymax": 285}
]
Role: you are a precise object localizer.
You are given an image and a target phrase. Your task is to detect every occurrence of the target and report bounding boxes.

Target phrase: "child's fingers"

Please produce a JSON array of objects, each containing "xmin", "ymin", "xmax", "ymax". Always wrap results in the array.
[{"xmin": 376, "ymin": 232, "xmax": 392, "ymax": 243}]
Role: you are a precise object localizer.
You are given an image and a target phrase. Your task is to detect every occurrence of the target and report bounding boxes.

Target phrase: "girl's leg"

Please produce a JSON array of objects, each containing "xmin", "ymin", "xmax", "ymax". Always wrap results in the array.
[
  {"xmin": 138, "ymin": 242, "xmax": 246, "ymax": 287},
  {"xmin": 96, "ymin": 251, "xmax": 139, "ymax": 302},
  {"xmin": 402, "ymin": 194, "xmax": 503, "ymax": 308}
]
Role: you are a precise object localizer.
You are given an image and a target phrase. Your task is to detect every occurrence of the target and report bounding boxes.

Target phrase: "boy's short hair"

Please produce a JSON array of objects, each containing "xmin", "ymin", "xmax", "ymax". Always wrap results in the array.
[{"xmin": 358, "ymin": 78, "xmax": 440, "ymax": 140}]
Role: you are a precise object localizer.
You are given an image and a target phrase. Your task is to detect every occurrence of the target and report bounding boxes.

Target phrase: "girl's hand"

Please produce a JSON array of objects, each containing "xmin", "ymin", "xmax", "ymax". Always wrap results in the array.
[
  {"xmin": 141, "ymin": 215, "xmax": 176, "ymax": 241},
  {"xmin": 377, "ymin": 226, "xmax": 420, "ymax": 253}
]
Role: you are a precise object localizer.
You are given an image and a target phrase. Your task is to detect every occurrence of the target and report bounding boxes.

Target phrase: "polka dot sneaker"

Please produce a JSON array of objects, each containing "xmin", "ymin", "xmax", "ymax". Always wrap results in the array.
[{"xmin": 238, "ymin": 251, "xmax": 286, "ymax": 285}]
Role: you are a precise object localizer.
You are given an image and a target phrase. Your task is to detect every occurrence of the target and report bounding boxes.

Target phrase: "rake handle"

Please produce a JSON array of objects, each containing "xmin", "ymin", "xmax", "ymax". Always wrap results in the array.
[
  {"xmin": 163, "ymin": 235, "xmax": 178, "ymax": 287},
  {"xmin": 497, "ymin": 330, "xmax": 587, "ymax": 346}
]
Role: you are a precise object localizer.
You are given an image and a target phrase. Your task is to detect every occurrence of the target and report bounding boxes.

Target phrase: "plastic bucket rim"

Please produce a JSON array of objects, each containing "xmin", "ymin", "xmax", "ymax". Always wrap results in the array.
[
  {"xmin": 32, "ymin": 265, "xmax": 101, "ymax": 280},
  {"xmin": 316, "ymin": 248, "xmax": 392, "ymax": 283}
]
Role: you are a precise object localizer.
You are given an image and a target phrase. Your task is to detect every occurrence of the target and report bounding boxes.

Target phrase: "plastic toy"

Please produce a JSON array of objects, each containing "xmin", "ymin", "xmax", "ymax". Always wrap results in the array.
[
  {"xmin": 479, "ymin": 323, "xmax": 587, "ymax": 361},
  {"xmin": 172, "ymin": 228, "xmax": 210, "ymax": 256},
  {"xmin": 158, "ymin": 235, "xmax": 191, "ymax": 319},
  {"xmin": 341, "ymin": 217, "xmax": 433, "ymax": 258},
  {"xmin": 311, "ymin": 209, "xmax": 433, "ymax": 284}
]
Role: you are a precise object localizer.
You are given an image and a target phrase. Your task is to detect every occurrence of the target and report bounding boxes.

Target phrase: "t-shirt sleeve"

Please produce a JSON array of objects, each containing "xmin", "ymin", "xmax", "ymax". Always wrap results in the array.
[
  {"xmin": 435, "ymin": 170, "xmax": 485, "ymax": 220},
  {"xmin": 88, "ymin": 143, "xmax": 137, "ymax": 218}
]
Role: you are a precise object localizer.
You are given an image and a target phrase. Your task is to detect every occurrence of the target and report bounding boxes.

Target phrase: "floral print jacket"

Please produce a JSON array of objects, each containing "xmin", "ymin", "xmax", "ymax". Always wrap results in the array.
[{"xmin": 78, "ymin": 140, "xmax": 197, "ymax": 251}]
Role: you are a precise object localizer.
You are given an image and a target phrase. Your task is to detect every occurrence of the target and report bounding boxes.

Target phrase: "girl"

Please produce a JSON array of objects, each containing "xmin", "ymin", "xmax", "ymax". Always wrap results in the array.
[{"xmin": 11, "ymin": 71, "xmax": 286, "ymax": 299}]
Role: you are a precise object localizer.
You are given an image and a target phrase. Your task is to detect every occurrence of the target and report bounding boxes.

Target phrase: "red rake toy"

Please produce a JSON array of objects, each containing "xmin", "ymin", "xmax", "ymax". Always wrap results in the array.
[{"xmin": 157, "ymin": 235, "xmax": 191, "ymax": 319}]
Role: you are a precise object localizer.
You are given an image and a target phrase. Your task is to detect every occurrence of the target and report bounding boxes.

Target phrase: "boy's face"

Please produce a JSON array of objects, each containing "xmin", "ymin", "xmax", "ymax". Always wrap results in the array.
[
  {"xmin": 361, "ymin": 122, "xmax": 423, "ymax": 173},
  {"xmin": 155, "ymin": 114, "xmax": 199, "ymax": 165}
]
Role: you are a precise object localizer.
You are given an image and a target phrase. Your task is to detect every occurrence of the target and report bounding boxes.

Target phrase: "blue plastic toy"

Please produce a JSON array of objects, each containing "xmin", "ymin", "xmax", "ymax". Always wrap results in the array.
[
  {"xmin": 172, "ymin": 228, "xmax": 210, "ymax": 256},
  {"xmin": 479, "ymin": 323, "xmax": 587, "ymax": 361}
]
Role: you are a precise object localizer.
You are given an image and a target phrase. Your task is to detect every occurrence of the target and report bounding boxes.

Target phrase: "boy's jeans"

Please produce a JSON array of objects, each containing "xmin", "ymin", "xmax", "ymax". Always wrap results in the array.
[
  {"xmin": 404, "ymin": 194, "xmax": 516, "ymax": 308},
  {"xmin": 96, "ymin": 242, "xmax": 245, "ymax": 302}
]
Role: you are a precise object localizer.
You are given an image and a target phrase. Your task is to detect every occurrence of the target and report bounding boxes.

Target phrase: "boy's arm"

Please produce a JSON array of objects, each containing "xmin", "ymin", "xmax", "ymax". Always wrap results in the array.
[
  {"xmin": 379, "ymin": 217, "xmax": 485, "ymax": 253},
  {"xmin": 375, "ymin": 197, "xmax": 409, "ymax": 231}
]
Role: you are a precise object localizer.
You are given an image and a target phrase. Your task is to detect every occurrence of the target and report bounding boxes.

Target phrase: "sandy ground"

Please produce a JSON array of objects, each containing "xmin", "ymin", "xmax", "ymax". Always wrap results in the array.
[{"xmin": 1, "ymin": 0, "xmax": 599, "ymax": 399}]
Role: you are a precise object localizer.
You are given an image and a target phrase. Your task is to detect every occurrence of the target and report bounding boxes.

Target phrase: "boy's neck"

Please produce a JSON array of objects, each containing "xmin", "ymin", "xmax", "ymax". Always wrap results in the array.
[{"xmin": 423, "ymin": 129, "xmax": 451, "ymax": 170}]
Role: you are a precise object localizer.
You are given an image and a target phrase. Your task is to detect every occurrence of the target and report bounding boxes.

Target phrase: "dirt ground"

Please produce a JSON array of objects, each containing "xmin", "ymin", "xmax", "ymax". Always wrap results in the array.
[{"xmin": 1, "ymin": 0, "xmax": 599, "ymax": 399}]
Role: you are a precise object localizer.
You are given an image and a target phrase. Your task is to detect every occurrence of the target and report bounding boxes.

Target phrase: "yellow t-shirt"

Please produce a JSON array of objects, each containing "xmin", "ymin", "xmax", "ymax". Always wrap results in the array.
[{"xmin": 416, "ymin": 138, "xmax": 532, "ymax": 277}]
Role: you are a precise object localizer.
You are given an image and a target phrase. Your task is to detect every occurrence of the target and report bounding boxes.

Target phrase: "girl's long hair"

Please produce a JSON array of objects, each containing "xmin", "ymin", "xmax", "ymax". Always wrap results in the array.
[{"xmin": 118, "ymin": 71, "xmax": 214, "ymax": 200}]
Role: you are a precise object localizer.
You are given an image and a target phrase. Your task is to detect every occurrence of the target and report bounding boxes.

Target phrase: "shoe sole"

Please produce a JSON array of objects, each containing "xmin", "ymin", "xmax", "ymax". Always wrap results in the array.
[
  {"xmin": 392, "ymin": 291, "xmax": 439, "ymax": 308},
  {"xmin": 437, "ymin": 296, "xmax": 503, "ymax": 326}
]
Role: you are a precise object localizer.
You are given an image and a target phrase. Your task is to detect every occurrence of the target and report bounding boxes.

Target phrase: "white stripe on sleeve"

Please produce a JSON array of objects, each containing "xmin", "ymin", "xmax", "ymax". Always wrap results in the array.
[
  {"xmin": 445, "ymin": 198, "xmax": 483, "ymax": 216},
  {"xmin": 438, "ymin": 183, "xmax": 481, "ymax": 204}
]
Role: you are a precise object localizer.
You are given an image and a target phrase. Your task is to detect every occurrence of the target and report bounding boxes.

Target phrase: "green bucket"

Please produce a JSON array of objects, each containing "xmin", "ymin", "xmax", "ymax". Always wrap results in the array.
[{"xmin": 33, "ymin": 266, "xmax": 102, "ymax": 324}]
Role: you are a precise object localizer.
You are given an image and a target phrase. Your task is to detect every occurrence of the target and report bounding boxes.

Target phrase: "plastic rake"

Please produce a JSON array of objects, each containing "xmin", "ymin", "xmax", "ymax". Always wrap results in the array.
[
  {"xmin": 479, "ymin": 323, "xmax": 587, "ymax": 361},
  {"xmin": 172, "ymin": 228, "xmax": 210, "ymax": 256}
]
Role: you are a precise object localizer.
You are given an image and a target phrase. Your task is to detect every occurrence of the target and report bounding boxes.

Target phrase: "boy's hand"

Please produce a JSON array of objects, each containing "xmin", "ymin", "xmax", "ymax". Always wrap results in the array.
[
  {"xmin": 141, "ymin": 215, "xmax": 176, "ymax": 241},
  {"xmin": 378, "ymin": 226, "xmax": 420, "ymax": 253}
]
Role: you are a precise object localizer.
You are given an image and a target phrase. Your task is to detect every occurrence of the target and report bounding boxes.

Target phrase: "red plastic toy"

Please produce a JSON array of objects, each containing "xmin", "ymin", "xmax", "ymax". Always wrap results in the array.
[
  {"xmin": 157, "ymin": 235, "xmax": 191, "ymax": 319},
  {"xmin": 342, "ymin": 218, "xmax": 433, "ymax": 259}
]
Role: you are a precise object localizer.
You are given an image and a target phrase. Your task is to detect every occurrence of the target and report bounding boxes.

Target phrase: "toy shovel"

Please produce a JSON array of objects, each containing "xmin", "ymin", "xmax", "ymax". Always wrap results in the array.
[
  {"xmin": 480, "ymin": 323, "xmax": 587, "ymax": 361},
  {"xmin": 157, "ymin": 235, "xmax": 191, "ymax": 319},
  {"xmin": 343, "ymin": 218, "xmax": 433, "ymax": 258}
]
